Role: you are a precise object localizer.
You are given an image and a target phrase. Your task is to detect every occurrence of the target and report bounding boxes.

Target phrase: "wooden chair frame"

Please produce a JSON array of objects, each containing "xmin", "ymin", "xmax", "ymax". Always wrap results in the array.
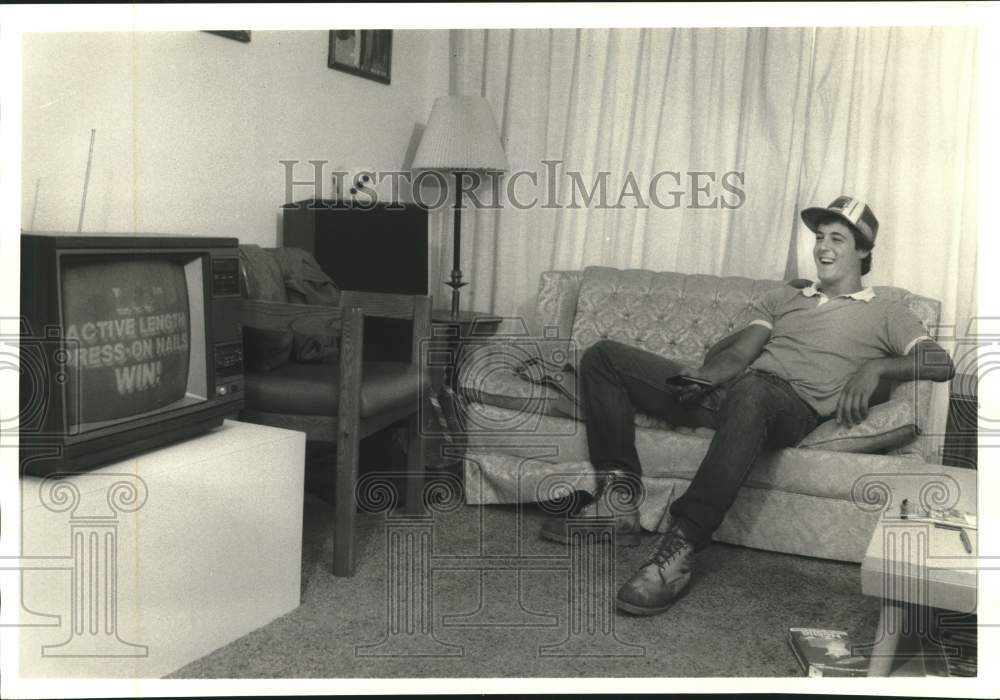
[{"xmin": 241, "ymin": 291, "xmax": 432, "ymax": 576}]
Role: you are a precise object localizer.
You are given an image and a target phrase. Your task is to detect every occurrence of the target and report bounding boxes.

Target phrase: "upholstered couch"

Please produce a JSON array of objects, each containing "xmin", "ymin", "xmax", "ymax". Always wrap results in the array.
[{"xmin": 456, "ymin": 266, "xmax": 975, "ymax": 563}]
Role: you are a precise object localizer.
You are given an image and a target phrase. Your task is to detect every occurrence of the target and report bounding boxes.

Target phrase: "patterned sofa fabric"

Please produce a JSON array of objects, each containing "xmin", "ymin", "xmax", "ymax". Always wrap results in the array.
[
  {"xmin": 569, "ymin": 267, "xmax": 939, "ymax": 361},
  {"xmin": 564, "ymin": 266, "xmax": 939, "ymax": 456},
  {"xmin": 459, "ymin": 401, "xmax": 930, "ymax": 503},
  {"xmin": 460, "ymin": 265, "xmax": 942, "ymax": 453},
  {"xmin": 458, "ymin": 360, "xmax": 921, "ymax": 454},
  {"xmin": 570, "ymin": 267, "xmax": 785, "ymax": 365},
  {"xmin": 797, "ymin": 399, "xmax": 916, "ymax": 452},
  {"xmin": 458, "ymin": 267, "xmax": 938, "ymax": 455}
]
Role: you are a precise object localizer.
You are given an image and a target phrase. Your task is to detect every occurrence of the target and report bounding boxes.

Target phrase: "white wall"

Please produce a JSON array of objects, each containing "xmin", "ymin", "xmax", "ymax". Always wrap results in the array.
[{"xmin": 22, "ymin": 30, "xmax": 450, "ymax": 245}]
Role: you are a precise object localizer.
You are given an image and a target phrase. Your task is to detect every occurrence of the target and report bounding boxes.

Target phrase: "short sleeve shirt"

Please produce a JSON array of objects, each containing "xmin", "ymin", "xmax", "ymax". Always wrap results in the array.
[{"xmin": 746, "ymin": 284, "xmax": 931, "ymax": 418}]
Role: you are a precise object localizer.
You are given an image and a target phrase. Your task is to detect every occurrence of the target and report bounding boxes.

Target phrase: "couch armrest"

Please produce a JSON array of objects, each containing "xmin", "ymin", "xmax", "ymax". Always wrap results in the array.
[
  {"xmin": 455, "ymin": 339, "xmax": 533, "ymax": 398},
  {"xmin": 533, "ymin": 271, "xmax": 581, "ymax": 340},
  {"xmin": 530, "ymin": 271, "xmax": 583, "ymax": 368},
  {"xmin": 887, "ymin": 378, "xmax": 936, "ymax": 461}
]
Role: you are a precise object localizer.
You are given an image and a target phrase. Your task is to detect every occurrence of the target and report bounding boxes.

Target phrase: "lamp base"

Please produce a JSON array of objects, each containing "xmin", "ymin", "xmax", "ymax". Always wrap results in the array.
[{"xmin": 445, "ymin": 268, "xmax": 469, "ymax": 316}]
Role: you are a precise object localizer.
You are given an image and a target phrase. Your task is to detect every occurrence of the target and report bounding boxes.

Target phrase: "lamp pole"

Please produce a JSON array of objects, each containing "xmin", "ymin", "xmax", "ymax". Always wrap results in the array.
[
  {"xmin": 411, "ymin": 96, "xmax": 507, "ymax": 318},
  {"xmin": 446, "ymin": 170, "xmax": 469, "ymax": 316}
]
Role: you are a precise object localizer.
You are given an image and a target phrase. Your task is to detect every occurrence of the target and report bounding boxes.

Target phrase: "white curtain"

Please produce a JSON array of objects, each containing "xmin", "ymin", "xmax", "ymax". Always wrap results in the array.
[
  {"xmin": 433, "ymin": 27, "xmax": 819, "ymax": 317},
  {"xmin": 429, "ymin": 27, "xmax": 977, "ymax": 459},
  {"xmin": 788, "ymin": 27, "xmax": 977, "ymax": 462}
]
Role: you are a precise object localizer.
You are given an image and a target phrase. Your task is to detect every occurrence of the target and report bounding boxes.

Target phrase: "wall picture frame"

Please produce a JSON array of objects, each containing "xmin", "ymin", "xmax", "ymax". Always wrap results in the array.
[
  {"xmin": 328, "ymin": 30, "xmax": 392, "ymax": 85},
  {"xmin": 205, "ymin": 31, "xmax": 251, "ymax": 43}
]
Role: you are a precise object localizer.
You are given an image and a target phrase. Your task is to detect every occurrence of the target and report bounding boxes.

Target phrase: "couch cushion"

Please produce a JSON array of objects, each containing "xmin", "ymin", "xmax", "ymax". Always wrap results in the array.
[
  {"xmin": 798, "ymin": 399, "xmax": 917, "ymax": 453},
  {"xmin": 458, "ymin": 364, "xmax": 709, "ymax": 432},
  {"xmin": 460, "ymin": 367, "xmax": 565, "ymax": 416},
  {"xmin": 245, "ymin": 360, "xmax": 428, "ymax": 418},
  {"xmin": 461, "ymin": 400, "xmax": 941, "ymax": 503},
  {"xmin": 462, "ymin": 359, "xmax": 915, "ymax": 454}
]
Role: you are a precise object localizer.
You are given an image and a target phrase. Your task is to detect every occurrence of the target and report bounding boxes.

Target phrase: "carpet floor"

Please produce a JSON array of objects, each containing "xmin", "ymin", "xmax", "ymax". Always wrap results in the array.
[{"xmin": 170, "ymin": 493, "xmax": 881, "ymax": 679}]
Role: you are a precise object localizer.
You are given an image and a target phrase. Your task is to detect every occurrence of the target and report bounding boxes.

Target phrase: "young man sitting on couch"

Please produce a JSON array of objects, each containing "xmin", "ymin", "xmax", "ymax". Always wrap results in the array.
[{"xmin": 539, "ymin": 196, "xmax": 955, "ymax": 617}]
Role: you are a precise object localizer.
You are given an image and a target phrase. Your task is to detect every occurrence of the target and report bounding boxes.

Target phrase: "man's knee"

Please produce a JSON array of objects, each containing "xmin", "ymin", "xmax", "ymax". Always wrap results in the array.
[
  {"xmin": 580, "ymin": 339, "xmax": 622, "ymax": 374},
  {"xmin": 718, "ymin": 375, "xmax": 774, "ymax": 417}
]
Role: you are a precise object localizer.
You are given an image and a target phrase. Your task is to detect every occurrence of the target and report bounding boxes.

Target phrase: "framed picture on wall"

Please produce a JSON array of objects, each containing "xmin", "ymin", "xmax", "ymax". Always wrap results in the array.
[
  {"xmin": 328, "ymin": 30, "xmax": 392, "ymax": 85},
  {"xmin": 205, "ymin": 31, "xmax": 251, "ymax": 43}
]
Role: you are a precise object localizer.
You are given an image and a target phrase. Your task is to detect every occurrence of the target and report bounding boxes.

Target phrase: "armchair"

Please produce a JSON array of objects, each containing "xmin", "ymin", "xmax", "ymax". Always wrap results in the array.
[{"xmin": 238, "ymin": 246, "xmax": 431, "ymax": 577}]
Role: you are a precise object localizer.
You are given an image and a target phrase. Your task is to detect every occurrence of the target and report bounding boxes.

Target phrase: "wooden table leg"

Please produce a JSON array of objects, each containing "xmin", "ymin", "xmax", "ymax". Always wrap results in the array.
[
  {"xmin": 868, "ymin": 599, "xmax": 933, "ymax": 676},
  {"xmin": 405, "ymin": 411, "xmax": 425, "ymax": 515},
  {"xmin": 868, "ymin": 599, "xmax": 905, "ymax": 676}
]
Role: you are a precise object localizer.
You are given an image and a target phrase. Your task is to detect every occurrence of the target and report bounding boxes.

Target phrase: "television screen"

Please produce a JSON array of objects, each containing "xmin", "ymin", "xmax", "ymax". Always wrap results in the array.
[{"xmin": 60, "ymin": 255, "xmax": 208, "ymax": 433}]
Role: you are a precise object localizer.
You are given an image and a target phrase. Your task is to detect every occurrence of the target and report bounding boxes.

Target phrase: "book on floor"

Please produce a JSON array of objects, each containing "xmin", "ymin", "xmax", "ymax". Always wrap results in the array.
[{"xmin": 787, "ymin": 628, "xmax": 869, "ymax": 677}]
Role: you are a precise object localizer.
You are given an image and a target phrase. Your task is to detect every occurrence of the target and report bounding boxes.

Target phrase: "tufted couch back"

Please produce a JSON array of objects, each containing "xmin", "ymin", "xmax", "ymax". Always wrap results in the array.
[
  {"xmin": 571, "ymin": 268, "xmax": 785, "ymax": 365},
  {"xmin": 565, "ymin": 267, "xmax": 941, "ymax": 365},
  {"xmin": 532, "ymin": 266, "xmax": 942, "ymax": 459}
]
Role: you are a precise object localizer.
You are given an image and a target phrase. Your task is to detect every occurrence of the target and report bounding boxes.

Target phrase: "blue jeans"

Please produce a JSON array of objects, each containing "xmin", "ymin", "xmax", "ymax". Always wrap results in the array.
[{"xmin": 579, "ymin": 340, "xmax": 819, "ymax": 544}]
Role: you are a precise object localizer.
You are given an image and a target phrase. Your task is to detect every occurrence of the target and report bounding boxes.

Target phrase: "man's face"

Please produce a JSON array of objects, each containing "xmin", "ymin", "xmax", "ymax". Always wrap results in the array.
[{"xmin": 813, "ymin": 220, "xmax": 868, "ymax": 284}]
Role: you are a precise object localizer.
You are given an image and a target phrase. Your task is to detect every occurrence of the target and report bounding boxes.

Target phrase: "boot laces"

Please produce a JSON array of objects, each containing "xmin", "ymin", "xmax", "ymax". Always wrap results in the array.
[{"xmin": 649, "ymin": 528, "xmax": 690, "ymax": 567}]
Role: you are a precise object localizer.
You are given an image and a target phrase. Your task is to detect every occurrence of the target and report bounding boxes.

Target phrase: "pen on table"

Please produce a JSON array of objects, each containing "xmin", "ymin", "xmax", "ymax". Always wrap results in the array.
[{"xmin": 960, "ymin": 528, "xmax": 973, "ymax": 554}]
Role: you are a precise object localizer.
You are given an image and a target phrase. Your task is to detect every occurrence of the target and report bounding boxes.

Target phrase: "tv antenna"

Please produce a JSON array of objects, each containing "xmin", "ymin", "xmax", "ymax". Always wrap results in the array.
[
  {"xmin": 77, "ymin": 128, "xmax": 96, "ymax": 232},
  {"xmin": 28, "ymin": 177, "xmax": 41, "ymax": 231}
]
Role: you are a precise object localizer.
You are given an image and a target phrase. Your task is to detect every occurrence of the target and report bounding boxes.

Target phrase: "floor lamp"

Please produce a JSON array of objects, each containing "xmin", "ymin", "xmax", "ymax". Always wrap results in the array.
[{"xmin": 412, "ymin": 96, "xmax": 508, "ymax": 316}]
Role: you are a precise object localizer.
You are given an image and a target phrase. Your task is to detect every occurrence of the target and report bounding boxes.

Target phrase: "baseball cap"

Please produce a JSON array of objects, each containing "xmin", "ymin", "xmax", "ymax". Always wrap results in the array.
[{"xmin": 801, "ymin": 196, "xmax": 878, "ymax": 245}]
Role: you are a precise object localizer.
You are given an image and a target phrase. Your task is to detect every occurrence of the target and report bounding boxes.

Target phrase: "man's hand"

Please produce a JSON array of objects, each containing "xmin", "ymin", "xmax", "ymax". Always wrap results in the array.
[
  {"xmin": 835, "ymin": 340, "xmax": 955, "ymax": 428},
  {"xmin": 836, "ymin": 364, "xmax": 882, "ymax": 427},
  {"xmin": 670, "ymin": 368, "xmax": 713, "ymax": 404}
]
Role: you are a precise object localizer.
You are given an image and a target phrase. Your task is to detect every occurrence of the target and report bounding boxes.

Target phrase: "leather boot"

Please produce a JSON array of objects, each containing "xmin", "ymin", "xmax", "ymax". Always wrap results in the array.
[
  {"xmin": 615, "ymin": 521, "xmax": 695, "ymax": 615},
  {"xmin": 540, "ymin": 469, "xmax": 642, "ymax": 546}
]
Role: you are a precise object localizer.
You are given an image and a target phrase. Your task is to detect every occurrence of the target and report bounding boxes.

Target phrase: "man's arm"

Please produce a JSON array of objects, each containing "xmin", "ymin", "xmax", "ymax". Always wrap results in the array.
[
  {"xmin": 676, "ymin": 324, "xmax": 771, "ymax": 402},
  {"xmin": 836, "ymin": 339, "xmax": 955, "ymax": 426}
]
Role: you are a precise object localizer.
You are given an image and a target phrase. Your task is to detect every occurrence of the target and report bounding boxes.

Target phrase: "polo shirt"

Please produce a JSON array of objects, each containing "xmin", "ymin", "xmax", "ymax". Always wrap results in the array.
[{"xmin": 746, "ymin": 283, "xmax": 932, "ymax": 418}]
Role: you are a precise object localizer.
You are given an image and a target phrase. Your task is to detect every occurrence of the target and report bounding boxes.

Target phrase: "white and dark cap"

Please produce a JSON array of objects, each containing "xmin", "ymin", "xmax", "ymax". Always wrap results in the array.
[{"xmin": 801, "ymin": 196, "xmax": 879, "ymax": 246}]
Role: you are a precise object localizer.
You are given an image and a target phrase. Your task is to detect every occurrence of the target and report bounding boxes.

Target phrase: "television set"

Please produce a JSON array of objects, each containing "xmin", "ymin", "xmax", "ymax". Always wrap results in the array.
[{"xmin": 19, "ymin": 232, "xmax": 244, "ymax": 476}]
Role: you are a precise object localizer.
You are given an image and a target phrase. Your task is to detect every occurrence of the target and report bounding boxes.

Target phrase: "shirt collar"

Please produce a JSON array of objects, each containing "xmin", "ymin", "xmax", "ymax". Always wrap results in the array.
[{"xmin": 802, "ymin": 283, "xmax": 876, "ymax": 303}]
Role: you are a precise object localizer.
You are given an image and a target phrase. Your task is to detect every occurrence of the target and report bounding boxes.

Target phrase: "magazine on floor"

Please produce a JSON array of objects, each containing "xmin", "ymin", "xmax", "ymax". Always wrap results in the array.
[{"xmin": 787, "ymin": 628, "xmax": 869, "ymax": 677}]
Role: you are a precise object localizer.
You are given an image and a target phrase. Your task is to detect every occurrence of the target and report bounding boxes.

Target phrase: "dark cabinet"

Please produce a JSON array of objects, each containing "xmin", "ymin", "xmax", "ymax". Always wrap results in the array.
[{"xmin": 282, "ymin": 200, "xmax": 429, "ymax": 361}]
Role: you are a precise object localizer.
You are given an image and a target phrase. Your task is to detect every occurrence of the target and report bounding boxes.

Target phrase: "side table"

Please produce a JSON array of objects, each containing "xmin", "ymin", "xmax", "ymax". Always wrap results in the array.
[
  {"xmin": 860, "ymin": 512, "xmax": 978, "ymax": 676},
  {"xmin": 430, "ymin": 309, "xmax": 503, "ymax": 388},
  {"xmin": 423, "ymin": 310, "xmax": 502, "ymax": 474}
]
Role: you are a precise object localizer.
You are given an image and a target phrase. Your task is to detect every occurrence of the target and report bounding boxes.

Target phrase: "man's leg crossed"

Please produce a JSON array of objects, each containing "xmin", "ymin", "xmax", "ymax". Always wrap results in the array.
[
  {"xmin": 541, "ymin": 340, "xmax": 713, "ymax": 546},
  {"xmin": 617, "ymin": 371, "xmax": 819, "ymax": 615}
]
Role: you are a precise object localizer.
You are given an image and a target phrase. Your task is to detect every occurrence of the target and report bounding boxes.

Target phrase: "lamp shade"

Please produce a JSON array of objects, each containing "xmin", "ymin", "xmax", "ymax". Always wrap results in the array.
[{"xmin": 412, "ymin": 95, "xmax": 509, "ymax": 172}]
